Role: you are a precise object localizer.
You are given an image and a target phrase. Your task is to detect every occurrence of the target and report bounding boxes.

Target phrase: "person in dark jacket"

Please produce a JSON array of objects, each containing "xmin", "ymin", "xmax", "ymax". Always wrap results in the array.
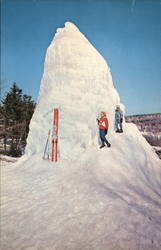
[
  {"xmin": 115, "ymin": 105, "xmax": 123, "ymax": 133},
  {"xmin": 97, "ymin": 112, "xmax": 111, "ymax": 148}
]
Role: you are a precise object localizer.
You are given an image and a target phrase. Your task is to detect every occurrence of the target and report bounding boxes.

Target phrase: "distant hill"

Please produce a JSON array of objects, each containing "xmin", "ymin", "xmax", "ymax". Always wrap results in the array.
[{"xmin": 125, "ymin": 113, "xmax": 161, "ymax": 148}]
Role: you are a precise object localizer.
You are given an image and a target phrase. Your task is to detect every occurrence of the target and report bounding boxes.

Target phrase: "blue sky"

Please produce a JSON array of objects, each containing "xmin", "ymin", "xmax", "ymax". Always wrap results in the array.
[{"xmin": 1, "ymin": 0, "xmax": 161, "ymax": 115}]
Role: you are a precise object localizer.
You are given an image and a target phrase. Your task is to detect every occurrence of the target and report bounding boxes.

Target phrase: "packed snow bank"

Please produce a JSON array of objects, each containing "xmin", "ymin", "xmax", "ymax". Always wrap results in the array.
[
  {"xmin": 1, "ymin": 127, "xmax": 161, "ymax": 250},
  {"xmin": 1, "ymin": 22, "xmax": 161, "ymax": 250}
]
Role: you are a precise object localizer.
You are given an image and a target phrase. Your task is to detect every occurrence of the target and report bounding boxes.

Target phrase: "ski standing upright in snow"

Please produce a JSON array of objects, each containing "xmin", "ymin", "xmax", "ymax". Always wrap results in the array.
[
  {"xmin": 43, "ymin": 129, "xmax": 51, "ymax": 160},
  {"xmin": 52, "ymin": 109, "xmax": 59, "ymax": 162}
]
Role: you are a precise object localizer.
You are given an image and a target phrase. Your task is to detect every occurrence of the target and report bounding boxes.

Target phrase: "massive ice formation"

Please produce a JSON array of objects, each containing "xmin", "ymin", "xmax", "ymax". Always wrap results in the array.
[{"xmin": 26, "ymin": 22, "xmax": 120, "ymax": 159}]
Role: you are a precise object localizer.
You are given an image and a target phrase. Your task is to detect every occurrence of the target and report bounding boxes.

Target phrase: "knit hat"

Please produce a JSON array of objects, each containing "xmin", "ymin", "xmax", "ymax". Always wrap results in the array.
[{"xmin": 101, "ymin": 112, "xmax": 106, "ymax": 116}]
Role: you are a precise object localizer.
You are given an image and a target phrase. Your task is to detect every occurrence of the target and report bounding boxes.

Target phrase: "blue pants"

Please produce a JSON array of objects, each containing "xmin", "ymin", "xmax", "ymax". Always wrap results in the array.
[
  {"xmin": 115, "ymin": 119, "xmax": 123, "ymax": 131},
  {"xmin": 99, "ymin": 129, "xmax": 109, "ymax": 146}
]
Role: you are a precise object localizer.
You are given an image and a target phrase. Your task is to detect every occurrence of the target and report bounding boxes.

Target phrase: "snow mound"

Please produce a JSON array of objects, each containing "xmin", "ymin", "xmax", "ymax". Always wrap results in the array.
[{"xmin": 1, "ymin": 22, "xmax": 161, "ymax": 250}]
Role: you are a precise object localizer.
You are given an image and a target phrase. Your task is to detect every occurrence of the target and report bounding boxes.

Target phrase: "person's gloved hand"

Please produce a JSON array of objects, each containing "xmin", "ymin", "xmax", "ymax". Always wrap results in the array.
[{"xmin": 96, "ymin": 119, "xmax": 100, "ymax": 125}]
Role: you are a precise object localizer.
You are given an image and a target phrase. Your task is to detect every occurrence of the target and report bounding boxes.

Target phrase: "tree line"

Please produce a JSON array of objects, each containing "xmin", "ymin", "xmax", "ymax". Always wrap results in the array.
[{"xmin": 0, "ymin": 83, "xmax": 36, "ymax": 156}]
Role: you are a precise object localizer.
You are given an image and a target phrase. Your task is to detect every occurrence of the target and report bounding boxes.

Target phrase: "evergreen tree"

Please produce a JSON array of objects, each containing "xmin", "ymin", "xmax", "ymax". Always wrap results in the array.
[
  {"xmin": 2, "ymin": 83, "xmax": 23, "ymax": 123},
  {"xmin": 1, "ymin": 83, "xmax": 36, "ymax": 156}
]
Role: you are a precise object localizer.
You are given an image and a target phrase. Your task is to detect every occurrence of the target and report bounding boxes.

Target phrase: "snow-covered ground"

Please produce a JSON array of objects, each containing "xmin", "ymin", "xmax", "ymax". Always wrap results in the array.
[
  {"xmin": 0, "ymin": 155, "xmax": 18, "ymax": 166},
  {"xmin": 1, "ymin": 132, "xmax": 161, "ymax": 250},
  {"xmin": 1, "ymin": 22, "xmax": 161, "ymax": 250}
]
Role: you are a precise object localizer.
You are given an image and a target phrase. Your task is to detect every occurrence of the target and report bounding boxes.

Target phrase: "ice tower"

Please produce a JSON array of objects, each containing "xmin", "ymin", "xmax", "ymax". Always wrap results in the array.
[{"xmin": 26, "ymin": 22, "xmax": 120, "ymax": 159}]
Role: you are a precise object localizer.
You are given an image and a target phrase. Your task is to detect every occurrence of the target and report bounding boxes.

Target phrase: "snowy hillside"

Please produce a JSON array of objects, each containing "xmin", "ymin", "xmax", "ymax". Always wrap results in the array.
[{"xmin": 1, "ymin": 22, "xmax": 161, "ymax": 250}]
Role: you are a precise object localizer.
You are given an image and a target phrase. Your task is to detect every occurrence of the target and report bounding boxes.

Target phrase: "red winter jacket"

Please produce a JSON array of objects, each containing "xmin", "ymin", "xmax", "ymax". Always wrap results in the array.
[{"xmin": 99, "ymin": 117, "xmax": 109, "ymax": 130}]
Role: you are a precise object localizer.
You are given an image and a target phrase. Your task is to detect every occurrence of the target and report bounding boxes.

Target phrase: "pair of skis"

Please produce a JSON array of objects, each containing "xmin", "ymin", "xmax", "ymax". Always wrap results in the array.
[{"xmin": 43, "ymin": 108, "xmax": 59, "ymax": 162}]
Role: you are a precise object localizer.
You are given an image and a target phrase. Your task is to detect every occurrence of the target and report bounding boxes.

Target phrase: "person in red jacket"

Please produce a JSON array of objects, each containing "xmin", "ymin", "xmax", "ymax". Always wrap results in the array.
[{"xmin": 97, "ymin": 112, "xmax": 111, "ymax": 149}]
